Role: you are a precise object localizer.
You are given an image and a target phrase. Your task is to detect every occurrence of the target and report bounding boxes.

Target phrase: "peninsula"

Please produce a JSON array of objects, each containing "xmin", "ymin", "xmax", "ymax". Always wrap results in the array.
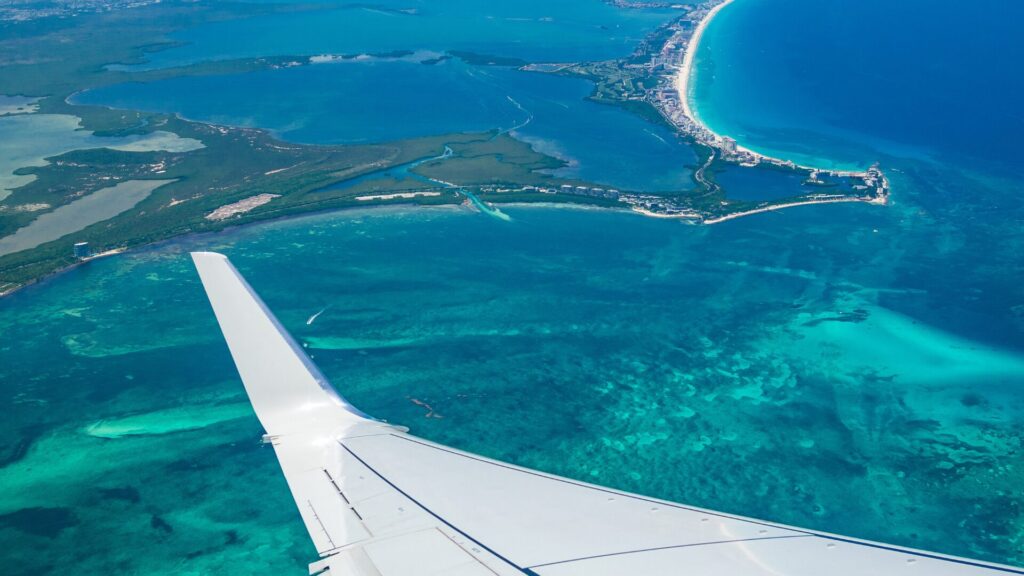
[{"xmin": 526, "ymin": 0, "xmax": 890, "ymax": 219}]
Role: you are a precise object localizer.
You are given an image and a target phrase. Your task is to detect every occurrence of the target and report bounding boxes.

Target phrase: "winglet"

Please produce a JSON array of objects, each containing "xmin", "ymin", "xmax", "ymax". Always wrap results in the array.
[{"xmin": 191, "ymin": 251, "xmax": 375, "ymax": 438}]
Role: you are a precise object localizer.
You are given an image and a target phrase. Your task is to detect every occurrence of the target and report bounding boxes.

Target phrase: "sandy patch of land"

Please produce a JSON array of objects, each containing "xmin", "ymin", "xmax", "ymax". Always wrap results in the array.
[{"xmin": 205, "ymin": 193, "xmax": 280, "ymax": 220}]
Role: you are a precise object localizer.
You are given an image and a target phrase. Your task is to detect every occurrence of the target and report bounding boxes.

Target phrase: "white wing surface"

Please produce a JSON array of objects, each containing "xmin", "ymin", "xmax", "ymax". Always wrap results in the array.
[{"xmin": 191, "ymin": 252, "xmax": 1023, "ymax": 576}]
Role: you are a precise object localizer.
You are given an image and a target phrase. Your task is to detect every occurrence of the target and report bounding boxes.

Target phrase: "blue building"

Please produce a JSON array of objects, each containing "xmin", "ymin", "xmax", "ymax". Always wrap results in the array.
[{"xmin": 73, "ymin": 242, "xmax": 90, "ymax": 259}]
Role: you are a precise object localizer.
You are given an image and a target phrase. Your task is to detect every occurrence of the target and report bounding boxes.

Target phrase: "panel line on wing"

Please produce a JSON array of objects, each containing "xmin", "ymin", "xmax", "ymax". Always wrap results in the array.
[
  {"xmin": 339, "ymin": 441, "xmax": 532, "ymax": 575},
  {"xmin": 811, "ymin": 536, "xmax": 1024, "ymax": 575},
  {"xmin": 435, "ymin": 529, "xmax": 505, "ymax": 576},
  {"xmin": 525, "ymin": 535, "xmax": 811, "ymax": 569},
  {"xmin": 382, "ymin": 435, "xmax": 1024, "ymax": 575},
  {"xmin": 307, "ymin": 499, "xmax": 339, "ymax": 550},
  {"xmin": 324, "ymin": 469, "xmax": 352, "ymax": 506},
  {"xmin": 389, "ymin": 435, "xmax": 812, "ymax": 534}
]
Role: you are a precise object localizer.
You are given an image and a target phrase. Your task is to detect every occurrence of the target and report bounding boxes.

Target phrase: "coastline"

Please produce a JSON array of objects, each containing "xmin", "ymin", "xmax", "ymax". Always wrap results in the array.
[
  {"xmin": 702, "ymin": 195, "xmax": 885, "ymax": 225},
  {"xmin": 632, "ymin": 0, "xmax": 891, "ymax": 217},
  {"xmin": 0, "ymin": 190, "xmax": 845, "ymax": 302},
  {"xmin": 662, "ymin": 0, "xmax": 890, "ymax": 182},
  {"xmin": 0, "ymin": 200, "xmax": 650, "ymax": 299},
  {"xmin": 0, "ymin": 203, "xmax": 469, "ymax": 299}
]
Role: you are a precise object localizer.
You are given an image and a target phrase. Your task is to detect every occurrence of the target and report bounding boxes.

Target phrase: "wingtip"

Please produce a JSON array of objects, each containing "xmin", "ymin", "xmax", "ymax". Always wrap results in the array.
[{"xmin": 190, "ymin": 251, "xmax": 228, "ymax": 263}]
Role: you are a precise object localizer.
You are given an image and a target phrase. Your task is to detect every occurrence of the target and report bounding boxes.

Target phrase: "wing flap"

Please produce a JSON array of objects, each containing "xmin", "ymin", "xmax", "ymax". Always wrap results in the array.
[
  {"xmin": 341, "ymin": 432, "xmax": 1022, "ymax": 575},
  {"xmin": 293, "ymin": 467, "xmax": 373, "ymax": 553},
  {"xmin": 362, "ymin": 529, "xmax": 499, "ymax": 576},
  {"xmin": 315, "ymin": 529, "xmax": 501, "ymax": 576}
]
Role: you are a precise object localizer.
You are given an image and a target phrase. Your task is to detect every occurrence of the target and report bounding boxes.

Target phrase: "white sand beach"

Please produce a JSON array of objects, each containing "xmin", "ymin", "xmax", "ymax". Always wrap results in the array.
[
  {"xmin": 676, "ymin": 0, "xmax": 735, "ymax": 127},
  {"xmin": 672, "ymin": 0, "xmax": 874, "ymax": 176}
]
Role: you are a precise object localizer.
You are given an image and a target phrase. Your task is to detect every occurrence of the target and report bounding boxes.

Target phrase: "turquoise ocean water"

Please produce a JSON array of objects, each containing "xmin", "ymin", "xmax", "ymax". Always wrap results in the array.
[{"xmin": 4, "ymin": 0, "xmax": 1024, "ymax": 573}]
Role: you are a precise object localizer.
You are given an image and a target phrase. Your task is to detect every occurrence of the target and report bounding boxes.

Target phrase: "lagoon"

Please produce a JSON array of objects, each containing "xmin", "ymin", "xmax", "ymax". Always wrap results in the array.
[
  {"xmin": 0, "ymin": 180, "xmax": 174, "ymax": 257},
  {"xmin": 77, "ymin": 60, "xmax": 697, "ymax": 192},
  {"xmin": 0, "ymin": 114, "xmax": 201, "ymax": 201}
]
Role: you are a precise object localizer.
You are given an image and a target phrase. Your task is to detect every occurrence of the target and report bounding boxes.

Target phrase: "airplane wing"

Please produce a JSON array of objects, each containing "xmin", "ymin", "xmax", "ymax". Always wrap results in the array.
[{"xmin": 191, "ymin": 251, "xmax": 1022, "ymax": 576}]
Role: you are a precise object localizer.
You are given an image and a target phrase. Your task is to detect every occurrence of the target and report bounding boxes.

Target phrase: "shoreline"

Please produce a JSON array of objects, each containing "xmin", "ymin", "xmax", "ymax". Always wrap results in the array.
[
  {"xmin": 0, "ymin": 189, "xmax": 880, "ymax": 300},
  {"xmin": 0, "ymin": 202, "xmax": 470, "ymax": 300},
  {"xmin": 673, "ymin": 0, "xmax": 832, "ymax": 173},
  {"xmin": 702, "ymin": 195, "xmax": 884, "ymax": 224},
  {"xmin": 0, "ymin": 200, "xmax": 651, "ymax": 300},
  {"xmin": 677, "ymin": 0, "xmax": 733, "ymax": 129},
  {"xmin": 0, "ymin": 246, "xmax": 126, "ymax": 298},
  {"xmin": 661, "ymin": 0, "xmax": 889, "ymax": 182},
  {"xmin": 641, "ymin": 0, "xmax": 890, "ymax": 212}
]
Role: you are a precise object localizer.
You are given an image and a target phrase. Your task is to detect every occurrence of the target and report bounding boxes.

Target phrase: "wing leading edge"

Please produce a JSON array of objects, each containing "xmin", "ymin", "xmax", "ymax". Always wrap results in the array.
[{"xmin": 191, "ymin": 252, "xmax": 1022, "ymax": 576}]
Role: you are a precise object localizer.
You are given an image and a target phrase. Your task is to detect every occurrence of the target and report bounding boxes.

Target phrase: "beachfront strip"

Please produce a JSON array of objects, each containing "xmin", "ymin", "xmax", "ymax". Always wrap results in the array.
[
  {"xmin": 520, "ymin": 0, "xmax": 890, "ymax": 222},
  {"xmin": 648, "ymin": 0, "xmax": 890, "ymax": 202}
]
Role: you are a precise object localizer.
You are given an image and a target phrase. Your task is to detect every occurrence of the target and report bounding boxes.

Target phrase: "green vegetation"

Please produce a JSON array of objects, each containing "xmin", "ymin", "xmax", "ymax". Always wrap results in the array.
[
  {"xmin": 0, "ymin": 3, "xmax": 617, "ymax": 293},
  {"xmin": 0, "ymin": 116, "xmax": 583, "ymax": 289},
  {"xmin": 414, "ymin": 134, "xmax": 565, "ymax": 187}
]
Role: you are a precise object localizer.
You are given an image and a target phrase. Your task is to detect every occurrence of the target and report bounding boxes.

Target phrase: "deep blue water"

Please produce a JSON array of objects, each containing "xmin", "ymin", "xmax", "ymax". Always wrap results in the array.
[
  {"xmin": 693, "ymin": 0, "xmax": 1024, "ymax": 175},
  {"xmin": 713, "ymin": 163, "xmax": 815, "ymax": 201},
  {"xmin": 689, "ymin": 0, "xmax": 1024, "ymax": 351}
]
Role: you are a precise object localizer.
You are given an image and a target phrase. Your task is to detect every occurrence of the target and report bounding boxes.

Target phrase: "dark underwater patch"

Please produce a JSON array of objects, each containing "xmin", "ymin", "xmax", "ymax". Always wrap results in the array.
[
  {"xmin": 0, "ymin": 507, "xmax": 79, "ymax": 538},
  {"xmin": 150, "ymin": 514, "xmax": 173, "ymax": 534},
  {"xmin": 99, "ymin": 486, "xmax": 141, "ymax": 504},
  {"xmin": 0, "ymin": 426, "xmax": 44, "ymax": 468},
  {"xmin": 801, "ymin": 308, "xmax": 869, "ymax": 327}
]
